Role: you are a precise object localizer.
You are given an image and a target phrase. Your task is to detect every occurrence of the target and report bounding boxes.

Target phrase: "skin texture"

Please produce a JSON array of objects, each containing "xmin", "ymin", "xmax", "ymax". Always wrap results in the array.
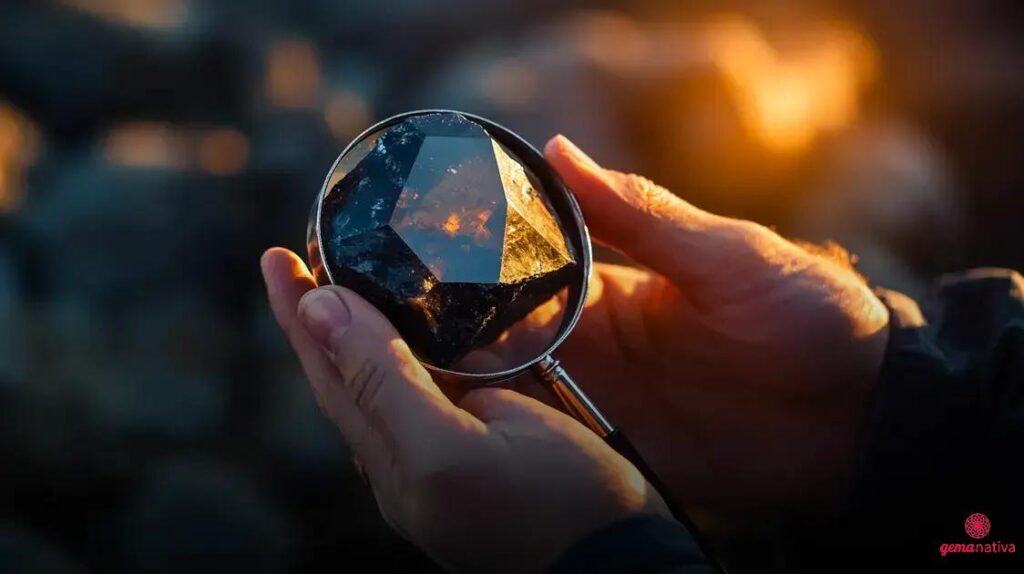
[
  {"xmin": 544, "ymin": 136, "xmax": 890, "ymax": 513},
  {"xmin": 261, "ymin": 249, "xmax": 668, "ymax": 574}
]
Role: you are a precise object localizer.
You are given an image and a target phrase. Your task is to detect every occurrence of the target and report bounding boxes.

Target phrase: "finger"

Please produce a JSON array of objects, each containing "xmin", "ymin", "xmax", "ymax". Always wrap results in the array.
[
  {"xmin": 459, "ymin": 387, "xmax": 563, "ymax": 425},
  {"xmin": 579, "ymin": 262, "xmax": 677, "ymax": 360},
  {"xmin": 298, "ymin": 286, "xmax": 479, "ymax": 467},
  {"xmin": 453, "ymin": 349, "xmax": 507, "ymax": 374},
  {"xmin": 261, "ymin": 248, "xmax": 342, "ymax": 409},
  {"xmin": 260, "ymin": 248, "xmax": 376, "ymax": 453},
  {"xmin": 545, "ymin": 135, "xmax": 780, "ymax": 290},
  {"xmin": 462, "ymin": 387, "xmax": 670, "ymax": 520},
  {"xmin": 459, "ymin": 388, "xmax": 639, "ymax": 469}
]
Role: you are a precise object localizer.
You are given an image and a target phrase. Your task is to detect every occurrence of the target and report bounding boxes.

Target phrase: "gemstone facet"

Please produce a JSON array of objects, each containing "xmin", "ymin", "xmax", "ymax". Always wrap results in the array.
[{"xmin": 320, "ymin": 112, "xmax": 576, "ymax": 367}]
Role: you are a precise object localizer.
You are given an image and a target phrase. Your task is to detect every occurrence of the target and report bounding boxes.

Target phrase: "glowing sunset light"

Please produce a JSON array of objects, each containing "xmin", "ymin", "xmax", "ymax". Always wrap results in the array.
[{"xmin": 701, "ymin": 16, "xmax": 876, "ymax": 153}]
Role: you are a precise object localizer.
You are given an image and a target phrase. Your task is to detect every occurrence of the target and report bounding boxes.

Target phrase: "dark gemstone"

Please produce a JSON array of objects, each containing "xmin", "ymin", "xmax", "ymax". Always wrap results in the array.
[{"xmin": 320, "ymin": 112, "xmax": 576, "ymax": 367}]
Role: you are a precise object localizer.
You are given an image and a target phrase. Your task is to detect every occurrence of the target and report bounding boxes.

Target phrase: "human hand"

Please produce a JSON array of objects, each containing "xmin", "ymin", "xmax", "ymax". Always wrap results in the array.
[
  {"xmin": 543, "ymin": 136, "xmax": 890, "ymax": 513},
  {"xmin": 260, "ymin": 248, "xmax": 669, "ymax": 573}
]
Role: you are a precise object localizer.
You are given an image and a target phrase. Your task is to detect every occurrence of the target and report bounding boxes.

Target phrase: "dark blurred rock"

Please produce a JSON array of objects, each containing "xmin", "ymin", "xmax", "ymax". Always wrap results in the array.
[
  {"xmin": 249, "ymin": 110, "xmax": 336, "ymax": 176},
  {"xmin": 3, "ymin": 291, "xmax": 232, "ymax": 480},
  {"xmin": 19, "ymin": 153, "xmax": 246, "ymax": 302},
  {"xmin": 0, "ymin": 246, "xmax": 22, "ymax": 386},
  {"xmin": 259, "ymin": 361, "xmax": 345, "ymax": 475},
  {"xmin": 0, "ymin": 524, "xmax": 83, "ymax": 574},
  {"xmin": 120, "ymin": 461, "xmax": 295, "ymax": 574},
  {"xmin": 0, "ymin": 3, "xmax": 247, "ymax": 137},
  {"xmin": 253, "ymin": 299, "xmax": 343, "ymax": 465},
  {"xmin": 49, "ymin": 293, "xmax": 230, "ymax": 440},
  {"xmin": 82, "ymin": 369, "xmax": 226, "ymax": 444}
]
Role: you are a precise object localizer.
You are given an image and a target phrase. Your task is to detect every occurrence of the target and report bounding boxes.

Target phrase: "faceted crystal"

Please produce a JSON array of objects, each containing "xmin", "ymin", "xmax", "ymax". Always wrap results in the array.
[{"xmin": 321, "ymin": 112, "xmax": 576, "ymax": 367}]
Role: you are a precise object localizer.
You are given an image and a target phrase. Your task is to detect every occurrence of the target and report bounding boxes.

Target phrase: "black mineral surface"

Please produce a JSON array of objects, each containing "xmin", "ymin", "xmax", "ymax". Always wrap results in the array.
[{"xmin": 319, "ymin": 112, "xmax": 576, "ymax": 367}]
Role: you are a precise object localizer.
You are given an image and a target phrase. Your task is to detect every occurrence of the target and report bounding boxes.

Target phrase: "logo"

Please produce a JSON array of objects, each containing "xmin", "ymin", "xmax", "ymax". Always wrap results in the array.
[
  {"xmin": 965, "ymin": 513, "xmax": 991, "ymax": 539},
  {"xmin": 939, "ymin": 513, "xmax": 1016, "ymax": 558}
]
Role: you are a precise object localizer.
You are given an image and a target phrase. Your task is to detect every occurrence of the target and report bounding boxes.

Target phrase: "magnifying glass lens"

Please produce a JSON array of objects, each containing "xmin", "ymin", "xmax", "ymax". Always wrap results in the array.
[{"xmin": 316, "ymin": 112, "xmax": 577, "ymax": 374}]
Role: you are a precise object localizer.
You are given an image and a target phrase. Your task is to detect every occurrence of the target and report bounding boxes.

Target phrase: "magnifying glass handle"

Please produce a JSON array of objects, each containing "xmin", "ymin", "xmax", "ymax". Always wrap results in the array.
[
  {"xmin": 532, "ymin": 356, "xmax": 725, "ymax": 572},
  {"xmin": 534, "ymin": 356, "xmax": 615, "ymax": 438},
  {"xmin": 532, "ymin": 356, "xmax": 666, "ymax": 480}
]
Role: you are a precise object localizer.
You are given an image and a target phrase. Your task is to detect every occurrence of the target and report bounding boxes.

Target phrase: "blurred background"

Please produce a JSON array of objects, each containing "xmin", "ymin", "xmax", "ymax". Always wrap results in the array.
[{"xmin": 1, "ymin": 0, "xmax": 1022, "ymax": 572}]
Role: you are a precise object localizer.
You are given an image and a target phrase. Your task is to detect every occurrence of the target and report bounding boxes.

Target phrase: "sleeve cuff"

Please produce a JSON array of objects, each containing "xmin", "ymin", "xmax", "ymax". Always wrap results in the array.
[{"xmin": 548, "ymin": 514, "xmax": 715, "ymax": 574}]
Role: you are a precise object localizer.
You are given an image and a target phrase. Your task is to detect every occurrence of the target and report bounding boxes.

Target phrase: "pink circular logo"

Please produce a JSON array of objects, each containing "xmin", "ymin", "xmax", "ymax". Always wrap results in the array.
[{"xmin": 964, "ymin": 513, "xmax": 991, "ymax": 539}]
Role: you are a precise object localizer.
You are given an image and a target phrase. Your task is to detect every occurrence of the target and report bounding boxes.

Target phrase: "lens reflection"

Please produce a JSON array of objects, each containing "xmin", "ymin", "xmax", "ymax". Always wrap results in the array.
[{"xmin": 314, "ymin": 112, "xmax": 581, "ymax": 374}]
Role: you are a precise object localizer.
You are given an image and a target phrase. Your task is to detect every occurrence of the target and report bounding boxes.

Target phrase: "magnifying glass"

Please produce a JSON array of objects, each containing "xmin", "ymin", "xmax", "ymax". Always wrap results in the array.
[
  {"xmin": 307, "ymin": 110, "xmax": 603, "ymax": 421},
  {"xmin": 306, "ymin": 111, "xmax": 716, "ymax": 562}
]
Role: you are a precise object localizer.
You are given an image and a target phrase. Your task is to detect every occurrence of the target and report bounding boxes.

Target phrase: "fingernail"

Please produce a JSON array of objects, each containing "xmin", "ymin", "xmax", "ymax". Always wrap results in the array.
[
  {"xmin": 299, "ymin": 289, "xmax": 352, "ymax": 350},
  {"xmin": 554, "ymin": 134, "xmax": 600, "ymax": 171}
]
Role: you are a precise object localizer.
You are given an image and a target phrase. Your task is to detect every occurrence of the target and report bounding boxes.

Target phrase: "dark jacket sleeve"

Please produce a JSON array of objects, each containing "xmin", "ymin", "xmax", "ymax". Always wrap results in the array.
[
  {"xmin": 790, "ymin": 268, "xmax": 1024, "ymax": 570},
  {"xmin": 855, "ymin": 269, "xmax": 1023, "ymax": 560},
  {"xmin": 548, "ymin": 514, "xmax": 716, "ymax": 574}
]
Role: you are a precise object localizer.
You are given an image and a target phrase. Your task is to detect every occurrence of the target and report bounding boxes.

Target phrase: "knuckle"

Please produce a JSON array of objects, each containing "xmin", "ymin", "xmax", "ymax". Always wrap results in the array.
[
  {"xmin": 714, "ymin": 217, "xmax": 773, "ymax": 250},
  {"xmin": 746, "ymin": 219, "xmax": 776, "ymax": 237},
  {"xmin": 729, "ymin": 218, "xmax": 770, "ymax": 241},
  {"xmin": 622, "ymin": 173, "xmax": 668, "ymax": 216},
  {"xmin": 346, "ymin": 359, "xmax": 386, "ymax": 413},
  {"xmin": 386, "ymin": 339, "xmax": 430, "ymax": 385}
]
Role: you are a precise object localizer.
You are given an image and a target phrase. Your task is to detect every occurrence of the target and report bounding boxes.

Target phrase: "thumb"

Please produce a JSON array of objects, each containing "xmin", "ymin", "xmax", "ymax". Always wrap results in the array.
[
  {"xmin": 545, "ymin": 135, "xmax": 782, "ymax": 291},
  {"xmin": 459, "ymin": 387, "xmax": 660, "ymax": 509},
  {"xmin": 298, "ymin": 286, "xmax": 475, "ymax": 474},
  {"xmin": 459, "ymin": 387, "xmax": 606, "ymax": 446},
  {"xmin": 459, "ymin": 387, "xmax": 556, "ymax": 424}
]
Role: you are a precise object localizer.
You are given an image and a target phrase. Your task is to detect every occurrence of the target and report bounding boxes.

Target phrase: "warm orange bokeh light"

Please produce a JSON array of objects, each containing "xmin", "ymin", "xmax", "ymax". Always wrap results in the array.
[
  {"xmin": 58, "ymin": 0, "xmax": 188, "ymax": 29},
  {"xmin": 568, "ymin": 11, "xmax": 876, "ymax": 156},
  {"xmin": 265, "ymin": 39, "xmax": 322, "ymax": 109},
  {"xmin": 104, "ymin": 122, "xmax": 249, "ymax": 175},
  {"xmin": 0, "ymin": 102, "xmax": 40, "ymax": 213},
  {"xmin": 103, "ymin": 122, "xmax": 188, "ymax": 169},
  {"xmin": 198, "ymin": 128, "xmax": 249, "ymax": 176},
  {"xmin": 324, "ymin": 90, "xmax": 371, "ymax": 141},
  {"xmin": 701, "ymin": 16, "xmax": 876, "ymax": 154}
]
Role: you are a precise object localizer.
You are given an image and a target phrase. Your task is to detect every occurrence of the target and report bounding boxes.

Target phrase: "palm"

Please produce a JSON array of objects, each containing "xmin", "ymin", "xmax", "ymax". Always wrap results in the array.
[{"xmin": 558, "ymin": 254, "xmax": 886, "ymax": 512}]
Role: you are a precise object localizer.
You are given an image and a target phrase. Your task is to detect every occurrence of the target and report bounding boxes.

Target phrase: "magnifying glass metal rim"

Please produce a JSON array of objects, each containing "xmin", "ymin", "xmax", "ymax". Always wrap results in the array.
[{"xmin": 311, "ymin": 108, "xmax": 593, "ymax": 385}]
